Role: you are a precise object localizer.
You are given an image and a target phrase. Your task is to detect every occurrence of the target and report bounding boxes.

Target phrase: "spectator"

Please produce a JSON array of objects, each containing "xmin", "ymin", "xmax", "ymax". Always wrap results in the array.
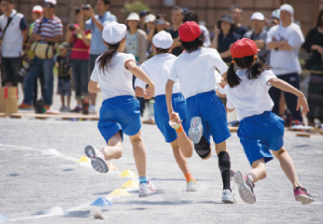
[
  {"xmin": 80, "ymin": 0, "xmax": 117, "ymax": 114},
  {"xmin": 146, "ymin": 13, "xmax": 170, "ymax": 44},
  {"xmin": 270, "ymin": 9, "xmax": 280, "ymax": 27},
  {"xmin": 139, "ymin": 10, "xmax": 149, "ymax": 29},
  {"xmin": 167, "ymin": 6, "xmax": 185, "ymax": 56},
  {"xmin": 183, "ymin": 11, "xmax": 211, "ymax": 47},
  {"xmin": 302, "ymin": 9, "xmax": 323, "ymax": 126},
  {"xmin": 125, "ymin": 12, "xmax": 147, "ymax": 64},
  {"xmin": 266, "ymin": 4, "xmax": 304, "ymax": 122},
  {"xmin": 55, "ymin": 42, "xmax": 71, "ymax": 112},
  {"xmin": 66, "ymin": 9, "xmax": 91, "ymax": 113},
  {"xmin": 19, "ymin": 0, "xmax": 62, "ymax": 110},
  {"xmin": 229, "ymin": 4, "xmax": 248, "ymax": 38},
  {"xmin": 0, "ymin": 0, "xmax": 28, "ymax": 87},
  {"xmin": 211, "ymin": 14, "xmax": 238, "ymax": 63},
  {"xmin": 243, "ymin": 12, "xmax": 268, "ymax": 63}
]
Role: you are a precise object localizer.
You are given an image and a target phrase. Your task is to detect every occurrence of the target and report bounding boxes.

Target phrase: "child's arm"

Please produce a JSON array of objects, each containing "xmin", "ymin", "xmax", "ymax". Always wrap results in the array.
[
  {"xmin": 135, "ymin": 87, "xmax": 144, "ymax": 97},
  {"xmin": 166, "ymin": 79, "xmax": 180, "ymax": 123},
  {"xmin": 125, "ymin": 60, "xmax": 155, "ymax": 99},
  {"xmin": 268, "ymin": 77, "xmax": 309, "ymax": 116},
  {"xmin": 88, "ymin": 80, "xmax": 101, "ymax": 93}
]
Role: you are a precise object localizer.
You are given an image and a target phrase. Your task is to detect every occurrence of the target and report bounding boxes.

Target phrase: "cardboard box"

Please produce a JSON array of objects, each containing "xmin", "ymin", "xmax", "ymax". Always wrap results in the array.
[{"xmin": 0, "ymin": 87, "xmax": 18, "ymax": 114}]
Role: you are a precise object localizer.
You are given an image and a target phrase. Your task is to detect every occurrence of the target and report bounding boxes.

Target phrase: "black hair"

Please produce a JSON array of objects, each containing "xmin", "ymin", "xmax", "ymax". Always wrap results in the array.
[
  {"xmin": 172, "ymin": 6, "xmax": 184, "ymax": 14},
  {"xmin": 155, "ymin": 47, "xmax": 170, "ymax": 54},
  {"xmin": 98, "ymin": 41, "xmax": 120, "ymax": 70},
  {"xmin": 229, "ymin": 4, "xmax": 243, "ymax": 13},
  {"xmin": 226, "ymin": 55, "xmax": 271, "ymax": 88},
  {"xmin": 183, "ymin": 11, "xmax": 198, "ymax": 23},
  {"xmin": 96, "ymin": 0, "xmax": 110, "ymax": 5},
  {"xmin": 317, "ymin": 9, "xmax": 323, "ymax": 28},
  {"xmin": 1, "ymin": 0, "xmax": 14, "ymax": 3},
  {"xmin": 156, "ymin": 13, "xmax": 169, "ymax": 22},
  {"xmin": 180, "ymin": 33, "xmax": 204, "ymax": 53},
  {"xmin": 75, "ymin": 9, "xmax": 80, "ymax": 15}
]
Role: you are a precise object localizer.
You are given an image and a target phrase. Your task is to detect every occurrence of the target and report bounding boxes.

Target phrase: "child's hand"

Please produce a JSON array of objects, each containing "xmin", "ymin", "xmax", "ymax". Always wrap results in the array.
[
  {"xmin": 168, "ymin": 111, "xmax": 180, "ymax": 123},
  {"xmin": 296, "ymin": 95, "xmax": 309, "ymax": 116},
  {"xmin": 143, "ymin": 84, "xmax": 154, "ymax": 99}
]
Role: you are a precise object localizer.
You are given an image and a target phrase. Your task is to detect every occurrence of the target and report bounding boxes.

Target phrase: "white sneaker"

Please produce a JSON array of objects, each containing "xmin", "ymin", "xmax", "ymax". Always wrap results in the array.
[
  {"xmin": 222, "ymin": 189, "xmax": 234, "ymax": 204},
  {"xmin": 185, "ymin": 180, "xmax": 197, "ymax": 192},
  {"xmin": 89, "ymin": 105, "xmax": 96, "ymax": 114},
  {"xmin": 188, "ymin": 117, "xmax": 203, "ymax": 144},
  {"xmin": 139, "ymin": 181, "xmax": 156, "ymax": 197},
  {"xmin": 234, "ymin": 171, "xmax": 256, "ymax": 204},
  {"xmin": 84, "ymin": 145, "xmax": 109, "ymax": 173}
]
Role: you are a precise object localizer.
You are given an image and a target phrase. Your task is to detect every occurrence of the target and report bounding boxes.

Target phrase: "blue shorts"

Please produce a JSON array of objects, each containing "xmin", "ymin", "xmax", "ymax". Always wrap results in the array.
[
  {"xmin": 154, "ymin": 93, "xmax": 188, "ymax": 143},
  {"xmin": 186, "ymin": 90, "xmax": 231, "ymax": 144},
  {"xmin": 238, "ymin": 111, "xmax": 285, "ymax": 166},
  {"xmin": 98, "ymin": 95, "xmax": 141, "ymax": 142}
]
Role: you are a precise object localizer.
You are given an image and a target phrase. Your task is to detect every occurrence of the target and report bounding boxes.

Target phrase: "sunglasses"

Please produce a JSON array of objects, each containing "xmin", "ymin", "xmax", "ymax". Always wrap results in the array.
[{"xmin": 43, "ymin": 3, "xmax": 55, "ymax": 8}]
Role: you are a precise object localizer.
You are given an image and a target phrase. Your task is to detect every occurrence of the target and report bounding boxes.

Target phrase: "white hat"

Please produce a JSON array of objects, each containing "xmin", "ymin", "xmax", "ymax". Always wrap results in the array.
[
  {"xmin": 44, "ymin": 0, "xmax": 57, "ymax": 6},
  {"xmin": 145, "ymin": 14, "xmax": 156, "ymax": 24},
  {"xmin": 279, "ymin": 4, "xmax": 294, "ymax": 22},
  {"xmin": 126, "ymin": 12, "xmax": 140, "ymax": 21},
  {"xmin": 250, "ymin": 12, "xmax": 265, "ymax": 21},
  {"xmin": 271, "ymin": 9, "xmax": 280, "ymax": 19},
  {"xmin": 102, "ymin": 22, "xmax": 127, "ymax": 45},
  {"xmin": 32, "ymin": 5, "xmax": 43, "ymax": 13},
  {"xmin": 152, "ymin": 31, "xmax": 173, "ymax": 49}
]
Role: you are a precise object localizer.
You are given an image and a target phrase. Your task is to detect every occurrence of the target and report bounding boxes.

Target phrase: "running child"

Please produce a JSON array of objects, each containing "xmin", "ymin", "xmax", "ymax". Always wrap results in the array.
[
  {"xmin": 165, "ymin": 21, "xmax": 234, "ymax": 203},
  {"xmin": 135, "ymin": 31, "xmax": 197, "ymax": 192},
  {"xmin": 218, "ymin": 38, "xmax": 314, "ymax": 204},
  {"xmin": 85, "ymin": 22, "xmax": 156, "ymax": 197}
]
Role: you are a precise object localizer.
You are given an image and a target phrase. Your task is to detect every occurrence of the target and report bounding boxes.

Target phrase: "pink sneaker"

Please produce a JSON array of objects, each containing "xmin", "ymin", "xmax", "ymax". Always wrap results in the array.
[
  {"xmin": 294, "ymin": 186, "xmax": 314, "ymax": 205},
  {"xmin": 84, "ymin": 145, "xmax": 109, "ymax": 173},
  {"xmin": 234, "ymin": 171, "xmax": 256, "ymax": 204},
  {"xmin": 139, "ymin": 181, "xmax": 156, "ymax": 197}
]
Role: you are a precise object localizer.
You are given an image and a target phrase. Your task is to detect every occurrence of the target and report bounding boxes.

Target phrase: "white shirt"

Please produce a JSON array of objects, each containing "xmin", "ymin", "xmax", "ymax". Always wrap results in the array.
[
  {"xmin": 200, "ymin": 25, "xmax": 211, "ymax": 47},
  {"xmin": 135, "ymin": 53, "xmax": 180, "ymax": 96},
  {"xmin": 169, "ymin": 48, "xmax": 228, "ymax": 99},
  {"xmin": 266, "ymin": 23, "xmax": 304, "ymax": 75},
  {"xmin": 90, "ymin": 52, "xmax": 136, "ymax": 100},
  {"xmin": 222, "ymin": 69, "xmax": 276, "ymax": 121}
]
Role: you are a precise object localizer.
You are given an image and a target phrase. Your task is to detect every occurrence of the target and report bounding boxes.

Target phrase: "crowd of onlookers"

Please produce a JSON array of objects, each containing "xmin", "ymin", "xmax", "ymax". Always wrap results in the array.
[{"xmin": 0, "ymin": 0, "xmax": 322, "ymax": 126}]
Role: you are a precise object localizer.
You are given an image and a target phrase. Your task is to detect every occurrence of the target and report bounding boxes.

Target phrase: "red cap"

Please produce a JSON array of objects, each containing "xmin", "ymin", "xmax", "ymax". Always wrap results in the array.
[
  {"xmin": 231, "ymin": 38, "xmax": 260, "ymax": 58},
  {"xmin": 178, "ymin": 21, "xmax": 202, "ymax": 42}
]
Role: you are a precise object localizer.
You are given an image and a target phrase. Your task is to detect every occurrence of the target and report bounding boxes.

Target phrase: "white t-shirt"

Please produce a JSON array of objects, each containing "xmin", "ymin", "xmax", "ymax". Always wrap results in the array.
[
  {"xmin": 200, "ymin": 25, "xmax": 211, "ymax": 47},
  {"xmin": 266, "ymin": 23, "xmax": 304, "ymax": 75},
  {"xmin": 135, "ymin": 53, "xmax": 180, "ymax": 96},
  {"xmin": 221, "ymin": 69, "xmax": 276, "ymax": 121},
  {"xmin": 169, "ymin": 48, "xmax": 228, "ymax": 99},
  {"xmin": 90, "ymin": 52, "xmax": 136, "ymax": 100}
]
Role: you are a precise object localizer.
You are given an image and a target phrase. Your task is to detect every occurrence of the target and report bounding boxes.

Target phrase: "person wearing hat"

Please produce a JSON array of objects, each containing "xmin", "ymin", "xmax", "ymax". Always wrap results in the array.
[
  {"xmin": 19, "ymin": 0, "xmax": 63, "ymax": 111},
  {"xmin": 146, "ymin": 13, "xmax": 170, "ymax": 44},
  {"xmin": 125, "ymin": 12, "xmax": 147, "ymax": 64},
  {"xmin": 139, "ymin": 10, "xmax": 150, "ymax": 29},
  {"xmin": 270, "ymin": 9, "xmax": 280, "ymax": 27},
  {"xmin": 86, "ymin": 22, "xmax": 157, "ymax": 197},
  {"xmin": 211, "ymin": 14, "xmax": 239, "ymax": 63},
  {"xmin": 266, "ymin": 4, "xmax": 305, "ymax": 123},
  {"xmin": 217, "ymin": 38, "xmax": 314, "ymax": 205},
  {"xmin": 165, "ymin": 21, "xmax": 234, "ymax": 203},
  {"xmin": 243, "ymin": 12, "xmax": 268, "ymax": 63},
  {"xmin": 55, "ymin": 42, "xmax": 72, "ymax": 112},
  {"xmin": 135, "ymin": 31, "xmax": 198, "ymax": 192}
]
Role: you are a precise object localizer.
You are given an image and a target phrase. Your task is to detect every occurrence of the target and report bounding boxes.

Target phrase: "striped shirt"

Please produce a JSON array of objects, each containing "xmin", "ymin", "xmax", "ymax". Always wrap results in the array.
[{"xmin": 32, "ymin": 15, "xmax": 63, "ymax": 39}]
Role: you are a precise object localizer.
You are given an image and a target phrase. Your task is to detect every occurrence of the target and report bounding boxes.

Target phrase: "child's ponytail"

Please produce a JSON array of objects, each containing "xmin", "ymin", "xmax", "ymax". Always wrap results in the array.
[
  {"xmin": 98, "ymin": 41, "xmax": 121, "ymax": 70},
  {"xmin": 226, "ymin": 60, "xmax": 241, "ymax": 88}
]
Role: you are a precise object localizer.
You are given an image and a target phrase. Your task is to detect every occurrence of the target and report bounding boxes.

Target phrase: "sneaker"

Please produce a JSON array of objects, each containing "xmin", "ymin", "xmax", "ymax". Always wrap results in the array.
[
  {"xmin": 234, "ymin": 171, "xmax": 256, "ymax": 204},
  {"xmin": 139, "ymin": 181, "xmax": 156, "ymax": 197},
  {"xmin": 89, "ymin": 105, "xmax": 96, "ymax": 114},
  {"xmin": 222, "ymin": 189, "xmax": 235, "ymax": 204},
  {"xmin": 71, "ymin": 105, "xmax": 82, "ymax": 113},
  {"xmin": 294, "ymin": 186, "xmax": 314, "ymax": 205},
  {"xmin": 63, "ymin": 106, "xmax": 71, "ymax": 113},
  {"xmin": 188, "ymin": 117, "xmax": 203, "ymax": 144},
  {"xmin": 185, "ymin": 180, "xmax": 198, "ymax": 192},
  {"xmin": 18, "ymin": 103, "xmax": 32, "ymax": 110},
  {"xmin": 44, "ymin": 105, "xmax": 50, "ymax": 112},
  {"xmin": 84, "ymin": 145, "xmax": 109, "ymax": 173}
]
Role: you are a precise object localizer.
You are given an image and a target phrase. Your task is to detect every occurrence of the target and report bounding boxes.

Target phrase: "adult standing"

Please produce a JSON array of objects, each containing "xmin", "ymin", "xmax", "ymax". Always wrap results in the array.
[
  {"xmin": 80, "ymin": 0, "xmax": 117, "ymax": 114},
  {"xmin": 266, "ymin": 4, "xmax": 304, "ymax": 122},
  {"xmin": 19, "ymin": 0, "xmax": 62, "ymax": 110},
  {"xmin": 302, "ymin": 9, "xmax": 323, "ymax": 126},
  {"xmin": 229, "ymin": 4, "xmax": 248, "ymax": 39},
  {"xmin": 0, "ymin": 0, "xmax": 28, "ymax": 87},
  {"xmin": 167, "ymin": 6, "xmax": 185, "ymax": 56},
  {"xmin": 243, "ymin": 12, "xmax": 268, "ymax": 63}
]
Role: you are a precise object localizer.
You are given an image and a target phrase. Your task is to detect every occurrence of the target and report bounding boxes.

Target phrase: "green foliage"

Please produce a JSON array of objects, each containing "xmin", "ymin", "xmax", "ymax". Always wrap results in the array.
[{"xmin": 122, "ymin": 1, "xmax": 150, "ymax": 16}]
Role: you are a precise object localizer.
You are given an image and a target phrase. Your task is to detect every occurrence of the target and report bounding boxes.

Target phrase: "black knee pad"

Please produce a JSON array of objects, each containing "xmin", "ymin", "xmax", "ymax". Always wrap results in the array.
[
  {"xmin": 218, "ymin": 151, "xmax": 231, "ymax": 174},
  {"xmin": 194, "ymin": 136, "xmax": 211, "ymax": 159}
]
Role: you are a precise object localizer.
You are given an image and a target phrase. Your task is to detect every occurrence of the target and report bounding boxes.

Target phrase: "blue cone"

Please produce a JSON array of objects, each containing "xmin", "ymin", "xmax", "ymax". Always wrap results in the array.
[
  {"xmin": 90, "ymin": 197, "xmax": 112, "ymax": 207},
  {"xmin": 0, "ymin": 214, "xmax": 9, "ymax": 221}
]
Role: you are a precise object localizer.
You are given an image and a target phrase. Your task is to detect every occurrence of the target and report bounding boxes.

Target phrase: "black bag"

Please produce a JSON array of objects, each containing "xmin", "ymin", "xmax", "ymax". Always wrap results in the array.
[
  {"xmin": 34, "ymin": 99, "xmax": 45, "ymax": 114},
  {"xmin": 304, "ymin": 54, "xmax": 314, "ymax": 70}
]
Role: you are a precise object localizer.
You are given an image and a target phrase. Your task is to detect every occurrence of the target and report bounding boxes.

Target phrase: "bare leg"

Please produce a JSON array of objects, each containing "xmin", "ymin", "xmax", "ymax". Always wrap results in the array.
[
  {"xmin": 101, "ymin": 131, "xmax": 123, "ymax": 161},
  {"xmin": 67, "ymin": 96, "xmax": 71, "ymax": 107},
  {"xmin": 176, "ymin": 130, "xmax": 194, "ymax": 158},
  {"xmin": 129, "ymin": 131, "xmax": 146, "ymax": 177},
  {"xmin": 170, "ymin": 140, "xmax": 190, "ymax": 175},
  {"xmin": 272, "ymin": 147, "xmax": 301, "ymax": 188},
  {"xmin": 246, "ymin": 158, "xmax": 267, "ymax": 183},
  {"xmin": 90, "ymin": 93, "xmax": 97, "ymax": 106},
  {"xmin": 215, "ymin": 140, "xmax": 228, "ymax": 154},
  {"xmin": 60, "ymin": 95, "xmax": 65, "ymax": 107}
]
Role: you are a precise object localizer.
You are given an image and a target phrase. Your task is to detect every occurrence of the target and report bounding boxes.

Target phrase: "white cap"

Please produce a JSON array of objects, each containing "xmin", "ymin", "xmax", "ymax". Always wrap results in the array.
[
  {"xmin": 44, "ymin": 0, "xmax": 57, "ymax": 5},
  {"xmin": 250, "ymin": 12, "xmax": 265, "ymax": 21},
  {"xmin": 271, "ymin": 9, "xmax": 280, "ymax": 19},
  {"xmin": 152, "ymin": 31, "xmax": 173, "ymax": 49},
  {"xmin": 32, "ymin": 5, "xmax": 43, "ymax": 13},
  {"xmin": 126, "ymin": 12, "xmax": 140, "ymax": 21},
  {"xmin": 102, "ymin": 22, "xmax": 127, "ymax": 45},
  {"xmin": 145, "ymin": 14, "xmax": 156, "ymax": 24},
  {"xmin": 279, "ymin": 4, "xmax": 294, "ymax": 22}
]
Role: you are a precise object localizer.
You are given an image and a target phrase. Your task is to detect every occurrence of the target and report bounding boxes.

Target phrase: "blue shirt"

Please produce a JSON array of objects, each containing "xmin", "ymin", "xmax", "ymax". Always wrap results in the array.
[{"xmin": 85, "ymin": 11, "xmax": 117, "ymax": 55}]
